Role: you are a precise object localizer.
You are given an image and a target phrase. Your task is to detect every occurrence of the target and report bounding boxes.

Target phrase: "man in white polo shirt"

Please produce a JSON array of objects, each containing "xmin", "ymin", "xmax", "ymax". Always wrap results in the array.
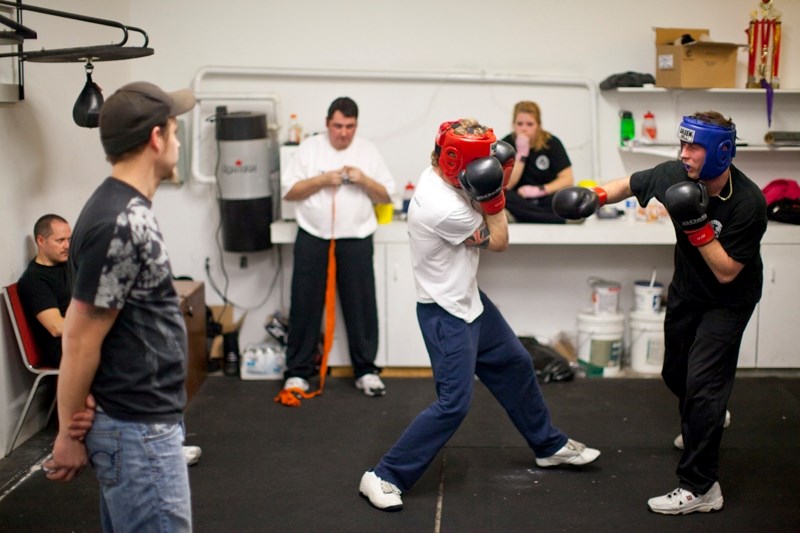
[{"xmin": 281, "ymin": 97, "xmax": 396, "ymax": 397}]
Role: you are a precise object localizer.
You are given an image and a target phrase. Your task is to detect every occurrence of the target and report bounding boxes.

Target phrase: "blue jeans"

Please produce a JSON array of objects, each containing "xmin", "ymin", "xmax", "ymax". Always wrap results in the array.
[
  {"xmin": 373, "ymin": 291, "xmax": 567, "ymax": 491},
  {"xmin": 86, "ymin": 410, "xmax": 192, "ymax": 532}
]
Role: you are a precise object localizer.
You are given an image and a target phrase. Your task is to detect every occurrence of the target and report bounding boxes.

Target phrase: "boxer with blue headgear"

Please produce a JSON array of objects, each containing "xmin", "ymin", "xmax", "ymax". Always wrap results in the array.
[
  {"xmin": 552, "ymin": 108, "xmax": 767, "ymax": 515},
  {"xmin": 678, "ymin": 116, "xmax": 737, "ymax": 180}
]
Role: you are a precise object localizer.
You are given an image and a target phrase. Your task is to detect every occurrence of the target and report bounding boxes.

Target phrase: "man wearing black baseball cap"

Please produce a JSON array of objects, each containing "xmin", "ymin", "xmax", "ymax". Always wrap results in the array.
[{"xmin": 43, "ymin": 81, "xmax": 197, "ymax": 532}]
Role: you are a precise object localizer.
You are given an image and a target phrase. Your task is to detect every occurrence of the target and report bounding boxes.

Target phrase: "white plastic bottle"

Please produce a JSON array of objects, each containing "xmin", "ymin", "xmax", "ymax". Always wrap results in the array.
[
  {"xmin": 287, "ymin": 114, "xmax": 303, "ymax": 145},
  {"xmin": 642, "ymin": 111, "xmax": 657, "ymax": 141}
]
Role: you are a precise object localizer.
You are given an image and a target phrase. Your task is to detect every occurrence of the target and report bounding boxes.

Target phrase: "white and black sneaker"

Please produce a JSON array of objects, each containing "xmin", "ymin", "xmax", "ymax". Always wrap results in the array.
[
  {"xmin": 648, "ymin": 482, "xmax": 724, "ymax": 515},
  {"xmin": 283, "ymin": 377, "xmax": 310, "ymax": 392},
  {"xmin": 182, "ymin": 445, "xmax": 202, "ymax": 466},
  {"xmin": 355, "ymin": 373, "xmax": 386, "ymax": 397},
  {"xmin": 359, "ymin": 471, "xmax": 402, "ymax": 511},
  {"xmin": 535, "ymin": 438, "xmax": 600, "ymax": 467}
]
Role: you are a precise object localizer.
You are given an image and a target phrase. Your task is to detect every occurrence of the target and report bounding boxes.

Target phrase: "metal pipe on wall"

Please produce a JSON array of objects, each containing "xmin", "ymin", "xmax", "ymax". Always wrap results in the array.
[{"xmin": 190, "ymin": 66, "xmax": 600, "ymax": 183}]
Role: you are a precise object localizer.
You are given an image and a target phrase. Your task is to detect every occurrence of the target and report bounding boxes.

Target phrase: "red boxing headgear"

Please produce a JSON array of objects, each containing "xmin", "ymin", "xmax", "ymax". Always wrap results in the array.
[{"xmin": 435, "ymin": 120, "xmax": 497, "ymax": 187}]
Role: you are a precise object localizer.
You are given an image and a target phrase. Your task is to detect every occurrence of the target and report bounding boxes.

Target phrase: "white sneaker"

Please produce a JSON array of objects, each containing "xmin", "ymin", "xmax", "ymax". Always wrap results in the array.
[
  {"xmin": 674, "ymin": 410, "xmax": 731, "ymax": 450},
  {"xmin": 648, "ymin": 482, "xmax": 724, "ymax": 514},
  {"xmin": 284, "ymin": 377, "xmax": 310, "ymax": 392},
  {"xmin": 359, "ymin": 471, "xmax": 402, "ymax": 511},
  {"xmin": 182, "ymin": 445, "xmax": 202, "ymax": 466},
  {"xmin": 535, "ymin": 438, "xmax": 600, "ymax": 467},
  {"xmin": 355, "ymin": 373, "xmax": 386, "ymax": 397}
]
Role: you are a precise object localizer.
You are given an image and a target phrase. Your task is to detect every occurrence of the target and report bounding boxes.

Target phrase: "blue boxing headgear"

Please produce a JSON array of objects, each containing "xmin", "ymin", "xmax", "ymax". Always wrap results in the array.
[{"xmin": 678, "ymin": 116, "xmax": 736, "ymax": 180}]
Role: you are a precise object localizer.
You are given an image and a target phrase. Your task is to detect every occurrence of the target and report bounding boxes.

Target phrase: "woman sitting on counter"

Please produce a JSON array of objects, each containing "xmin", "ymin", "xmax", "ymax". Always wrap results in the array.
[{"xmin": 502, "ymin": 100, "xmax": 574, "ymax": 224}]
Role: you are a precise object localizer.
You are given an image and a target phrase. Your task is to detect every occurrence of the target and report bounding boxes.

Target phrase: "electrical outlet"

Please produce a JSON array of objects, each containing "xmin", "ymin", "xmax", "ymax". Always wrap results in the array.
[{"xmin": 240, "ymin": 256, "xmax": 248, "ymax": 269}]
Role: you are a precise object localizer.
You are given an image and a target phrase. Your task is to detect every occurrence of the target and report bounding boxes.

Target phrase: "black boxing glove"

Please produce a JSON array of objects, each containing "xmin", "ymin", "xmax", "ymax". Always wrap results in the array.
[
  {"xmin": 458, "ymin": 156, "xmax": 506, "ymax": 215},
  {"xmin": 494, "ymin": 141, "xmax": 516, "ymax": 189},
  {"xmin": 552, "ymin": 186, "xmax": 607, "ymax": 219},
  {"xmin": 665, "ymin": 181, "xmax": 714, "ymax": 247}
]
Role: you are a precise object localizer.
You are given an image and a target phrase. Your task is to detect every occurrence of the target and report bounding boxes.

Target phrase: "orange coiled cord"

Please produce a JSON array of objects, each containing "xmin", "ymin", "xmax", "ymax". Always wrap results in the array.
[{"xmin": 274, "ymin": 189, "xmax": 337, "ymax": 407}]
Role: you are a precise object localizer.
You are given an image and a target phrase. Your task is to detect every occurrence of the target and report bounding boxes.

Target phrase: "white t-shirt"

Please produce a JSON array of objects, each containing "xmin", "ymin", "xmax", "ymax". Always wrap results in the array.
[
  {"xmin": 281, "ymin": 133, "xmax": 396, "ymax": 239},
  {"xmin": 407, "ymin": 166, "xmax": 485, "ymax": 322}
]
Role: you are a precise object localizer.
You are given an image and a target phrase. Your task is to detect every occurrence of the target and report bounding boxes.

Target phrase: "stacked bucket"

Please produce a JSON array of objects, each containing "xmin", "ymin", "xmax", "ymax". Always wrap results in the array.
[
  {"xmin": 577, "ymin": 279, "xmax": 625, "ymax": 377},
  {"xmin": 576, "ymin": 277, "xmax": 665, "ymax": 377},
  {"xmin": 629, "ymin": 280, "xmax": 665, "ymax": 375}
]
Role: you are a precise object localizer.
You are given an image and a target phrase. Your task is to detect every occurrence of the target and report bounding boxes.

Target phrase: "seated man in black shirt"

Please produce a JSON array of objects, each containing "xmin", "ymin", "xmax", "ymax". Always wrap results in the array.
[
  {"xmin": 17, "ymin": 214, "xmax": 72, "ymax": 367},
  {"xmin": 18, "ymin": 214, "xmax": 202, "ymax": 466}
]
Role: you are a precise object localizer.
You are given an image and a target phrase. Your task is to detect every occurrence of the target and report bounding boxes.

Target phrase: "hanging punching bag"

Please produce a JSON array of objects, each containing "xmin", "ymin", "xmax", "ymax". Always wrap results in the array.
[{"xmin": 73, "ymin": 64, "xmax": 104, "ymax": 128}]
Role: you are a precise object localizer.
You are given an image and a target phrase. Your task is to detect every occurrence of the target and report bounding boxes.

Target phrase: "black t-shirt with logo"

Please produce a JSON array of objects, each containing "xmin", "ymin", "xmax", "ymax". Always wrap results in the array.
[
  {"xmin": 630, "ymin": 160, "xmax": 767, "ymax": 307},
  {"xmin": 70, "ymin": 177, "xmax": 187, "ymax": 423},
  {"xmin": 501, "ymin": 133, "xmax": 572, "ymax": 188}
]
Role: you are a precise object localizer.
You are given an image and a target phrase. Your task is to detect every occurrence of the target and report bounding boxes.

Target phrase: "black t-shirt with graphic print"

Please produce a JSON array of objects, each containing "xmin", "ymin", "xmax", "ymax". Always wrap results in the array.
[
  {"xmin": 630, "ymin": 160, "xmax": 767, "ymax": 307},
  {"xmin": 70, "ymin": 177, "xmax": 187, "ymax": 423}
]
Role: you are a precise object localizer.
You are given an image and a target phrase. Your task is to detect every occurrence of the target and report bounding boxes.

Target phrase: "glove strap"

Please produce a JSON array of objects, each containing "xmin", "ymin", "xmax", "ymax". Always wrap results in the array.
[
  {"xmin": 688, "ymin": 223, "xmax": 715, "ymax": 247},
  {"xmin": 481, "ymin": 192, "xmax": 506, "ymax": 215},
  {"xmin": 593, "ymin": 187, "xmax": 608, "ymax": 206}
]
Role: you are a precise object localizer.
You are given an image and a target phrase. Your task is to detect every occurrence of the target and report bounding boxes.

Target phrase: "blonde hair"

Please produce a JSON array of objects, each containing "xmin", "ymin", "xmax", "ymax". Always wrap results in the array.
[{"xmin": 512, "ymin": 101, "xmax": 551, "ymax": 151}]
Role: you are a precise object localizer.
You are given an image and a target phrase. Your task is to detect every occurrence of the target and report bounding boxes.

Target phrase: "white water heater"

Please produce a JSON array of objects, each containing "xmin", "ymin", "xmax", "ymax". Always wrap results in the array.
[{"xmin": 216, "ymin": 108, "xmax": 272, "ymax": 251}]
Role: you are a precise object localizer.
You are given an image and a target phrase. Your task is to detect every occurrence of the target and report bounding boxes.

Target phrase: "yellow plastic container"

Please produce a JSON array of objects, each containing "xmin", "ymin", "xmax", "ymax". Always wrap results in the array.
[{"xmin": 374, "ymin": 203, "xmax": 394, "ymax": 224}]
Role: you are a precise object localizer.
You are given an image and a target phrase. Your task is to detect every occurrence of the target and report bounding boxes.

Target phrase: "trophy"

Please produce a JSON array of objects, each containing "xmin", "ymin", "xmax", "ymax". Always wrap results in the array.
[{"xmin": 746, "ymin": 0, "xmax": 782, "ymax": 89}]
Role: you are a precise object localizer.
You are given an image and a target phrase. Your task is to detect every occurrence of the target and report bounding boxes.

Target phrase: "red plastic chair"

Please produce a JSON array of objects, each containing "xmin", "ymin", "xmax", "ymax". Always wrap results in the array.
[{"xmin": 3, "ymin": 283, "xmax": 59, "ymax": 456}]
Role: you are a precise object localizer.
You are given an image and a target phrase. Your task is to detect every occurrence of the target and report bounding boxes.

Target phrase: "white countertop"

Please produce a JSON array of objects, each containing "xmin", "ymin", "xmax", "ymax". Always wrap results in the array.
[{"xmin": 271, "ymin": 217, "xmax": 799, "ymax": 246}]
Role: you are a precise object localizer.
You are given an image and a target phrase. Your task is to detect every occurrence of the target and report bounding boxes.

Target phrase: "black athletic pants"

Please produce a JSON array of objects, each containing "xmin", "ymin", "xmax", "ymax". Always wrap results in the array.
[{"xmin": 662, "ymin": 286, "xmax": 756, "ymax": 495}]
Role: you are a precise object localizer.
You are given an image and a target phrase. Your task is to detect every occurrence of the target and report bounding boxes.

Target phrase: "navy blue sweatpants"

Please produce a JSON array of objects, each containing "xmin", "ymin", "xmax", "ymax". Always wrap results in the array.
[{"xmin": 373, "ymin": 291, "xmax": 567, "ymax": 491}]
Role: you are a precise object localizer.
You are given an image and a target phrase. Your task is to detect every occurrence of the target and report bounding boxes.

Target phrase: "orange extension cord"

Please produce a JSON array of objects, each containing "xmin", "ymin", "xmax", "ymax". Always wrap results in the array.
[{"xmin": 274, "ymin": 190, "xmax": 337, "ymax": 407}]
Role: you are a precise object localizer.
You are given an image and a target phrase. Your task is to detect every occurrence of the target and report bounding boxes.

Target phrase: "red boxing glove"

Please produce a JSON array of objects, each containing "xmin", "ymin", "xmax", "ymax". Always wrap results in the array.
[
  {"xmin": 480, "ymin": 190, "xmax": 506, "ymax": 215},
  {"xmin": 686, "ymin": 223, "xmax": 715, "ymax": 247},
  {"xmin": 458, "ymin": 156, "xmax": 506, "ymax": 215},
  {"xmin": 494, "ymin": 141, "xmax": 515, "ymax": 189},
  {"xmin": 593, "ymin": 187, "xmax": 608, "ymax": 206}
]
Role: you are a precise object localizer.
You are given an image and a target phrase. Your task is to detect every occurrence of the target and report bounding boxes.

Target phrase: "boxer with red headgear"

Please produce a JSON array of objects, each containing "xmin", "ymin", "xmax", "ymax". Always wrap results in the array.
[
  {"xmin": 359, "ymin": 117, "xmax": 600, "ymax": 512},
  {"xmin": 433, "ymin": 120, "xmax": 510, "ymax": 215}
]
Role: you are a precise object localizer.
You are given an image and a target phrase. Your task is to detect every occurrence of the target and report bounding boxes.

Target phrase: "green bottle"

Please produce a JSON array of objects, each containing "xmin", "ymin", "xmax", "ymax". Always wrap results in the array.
[{"xmin": 620, "ymin": 110, "xmax": 635, "ymax": 147}]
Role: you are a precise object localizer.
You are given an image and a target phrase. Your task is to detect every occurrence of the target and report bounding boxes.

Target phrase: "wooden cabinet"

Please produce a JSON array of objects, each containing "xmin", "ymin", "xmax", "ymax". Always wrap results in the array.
[
  {"xmin": 174, "ymin": 280, "xmax": 207, "ymax": 402},
  {"xmin": 271, "ymin": 221, "xmax": 800, "ymax": 370}
]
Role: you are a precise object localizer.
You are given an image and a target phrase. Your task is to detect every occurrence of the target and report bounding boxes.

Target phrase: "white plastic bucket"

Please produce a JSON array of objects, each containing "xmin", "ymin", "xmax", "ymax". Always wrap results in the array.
[
  {"xmin": 577, "ymin": 311, "xmax": 624, "ymax": 377},
  {"xmin": 629, "ymin": 309, "xmax": 666, "ymax": 374},
  {"xmin": 589, "ymin": 278, "xmax": 621, "ymax": 315},
  {"xmin": 633, "ymin": 280, "xmax": 664, "ymax": 314}
]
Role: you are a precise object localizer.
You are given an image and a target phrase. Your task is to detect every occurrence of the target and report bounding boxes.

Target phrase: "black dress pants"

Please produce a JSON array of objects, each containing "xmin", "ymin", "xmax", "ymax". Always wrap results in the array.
[{"xmin": 285, "ymin": 228, "xmax": 379, "ymax": 380}]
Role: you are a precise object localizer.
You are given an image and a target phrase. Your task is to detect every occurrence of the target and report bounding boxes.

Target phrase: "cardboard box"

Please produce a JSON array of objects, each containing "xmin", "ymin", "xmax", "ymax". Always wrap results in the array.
[
  {"xmin": 208, "ymin": 305, "xmax": 246, "ymax": 359},
  {"xmin": 654, "ymin": 27, "xmax": 742, "ymax": 89}
]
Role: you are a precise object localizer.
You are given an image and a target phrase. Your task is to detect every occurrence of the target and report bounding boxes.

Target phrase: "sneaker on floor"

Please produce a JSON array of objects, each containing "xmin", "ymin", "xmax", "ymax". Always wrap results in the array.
[
  {"xmin": 283, "ymin": 377, "xmax": 310, "ymax": 392},
  {"xmin": 674, "ymin": 410, "xmax": 731, "ymax": 450},
  {"xmin": 182, "ymin": 445, "xmax": 202, "ymax": 466},
  {"xmin": 355, "ymin": 373, "xmax": 386, "ymax": 397},
  {"xmin": 648, "ymin": 482, "xmax": 723, "ymax": 515},
  {"xmin": 535, "ymin": 438, "xmax": 600, "ymax": 467},
  {"xmin": 359, "ymin": 471, "xmax": 402, "ymax": 511}
]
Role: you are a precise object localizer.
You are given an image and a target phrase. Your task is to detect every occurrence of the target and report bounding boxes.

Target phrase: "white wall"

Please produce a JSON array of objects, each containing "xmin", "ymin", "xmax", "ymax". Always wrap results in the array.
[{"xmin": 2, "ymin": 0, "xmax": 798, "ymax": 453}]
